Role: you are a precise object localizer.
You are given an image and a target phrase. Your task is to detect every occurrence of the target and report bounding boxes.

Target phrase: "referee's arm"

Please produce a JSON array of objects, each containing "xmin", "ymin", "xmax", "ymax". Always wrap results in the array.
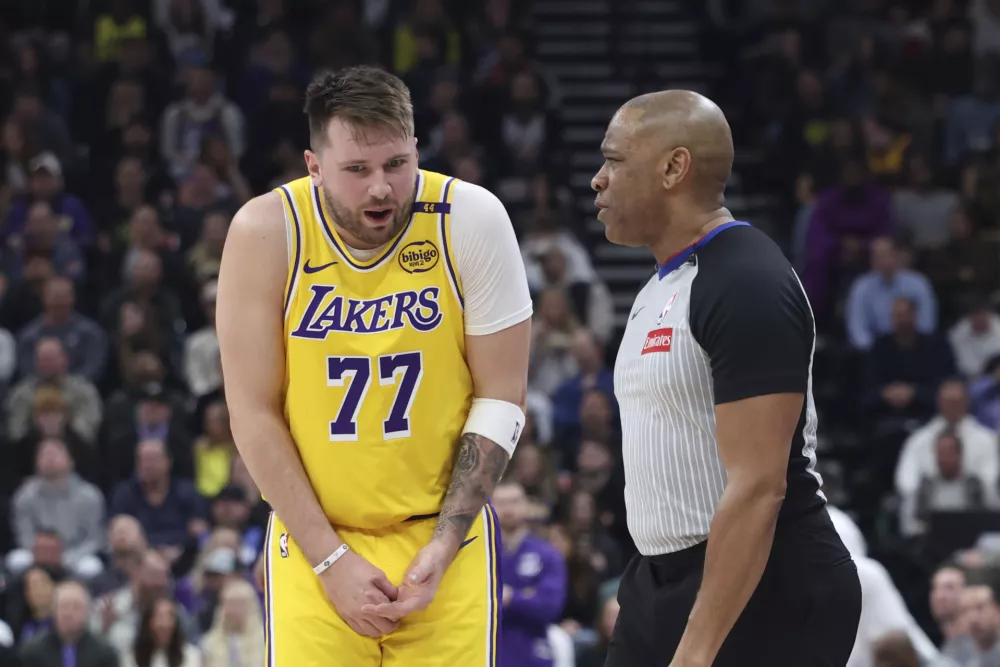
[{"xmin": 672, "ymin": 260, "xmax": 813, "ymax": 667}]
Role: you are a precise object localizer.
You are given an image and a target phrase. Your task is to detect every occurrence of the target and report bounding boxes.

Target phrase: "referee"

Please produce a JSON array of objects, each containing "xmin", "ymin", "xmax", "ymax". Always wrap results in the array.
[{"xmin": 592, "ymin": 90, "xmax": 861, "ymax": 667}]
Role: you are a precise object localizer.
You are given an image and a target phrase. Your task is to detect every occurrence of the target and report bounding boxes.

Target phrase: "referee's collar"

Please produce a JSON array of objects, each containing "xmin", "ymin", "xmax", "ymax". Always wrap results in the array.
[{"xmin": 657, "ymin": 220, "xmax": 751, "ymax": 279}]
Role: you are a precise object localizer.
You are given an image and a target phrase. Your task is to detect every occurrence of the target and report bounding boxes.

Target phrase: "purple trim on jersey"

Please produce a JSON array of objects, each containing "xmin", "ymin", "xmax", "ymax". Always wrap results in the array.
[
  {"xmin": 488, "ymin": 502, "xmax": 503, "ymax": 667},
  {"xmin": 657, "ymin": 221, "xmax": 751, "ymax": 279},
  {"xmin": 311, "ymin": 172, "xmax": 421, "ymax": 271},
  {"xmin": 279, "ymin": 187, "xmax": 303, "ymax": 314},
  {"xmin": 439, "ymin": 177, "xmax": 464, "ymax": 308},
  {"xmin": 263, "ymin": 512, "xmax": 274, "ymax": 667}
]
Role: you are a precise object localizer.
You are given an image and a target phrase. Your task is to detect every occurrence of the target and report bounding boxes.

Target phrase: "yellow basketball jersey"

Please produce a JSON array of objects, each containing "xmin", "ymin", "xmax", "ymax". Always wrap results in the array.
[{"xmin": 277, "ymin": 170, "xmax": 473, "ymax": 531}]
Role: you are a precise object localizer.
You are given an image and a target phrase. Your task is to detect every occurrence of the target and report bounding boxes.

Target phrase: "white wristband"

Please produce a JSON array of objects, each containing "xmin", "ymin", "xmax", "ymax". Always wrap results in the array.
[
  {"xmin": 313, "ymin": 544, "xmax": 350, "ymax": 575},
  {"xmin": 462, "ymin": 398, "xmax": 525, "ymax": 456}
]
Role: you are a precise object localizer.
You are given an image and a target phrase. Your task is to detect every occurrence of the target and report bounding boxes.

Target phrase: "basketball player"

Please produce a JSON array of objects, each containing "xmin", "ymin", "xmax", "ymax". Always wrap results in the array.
[{"xmin": 216, "ymin": 66, "xmax": 533, "ymax": 665}]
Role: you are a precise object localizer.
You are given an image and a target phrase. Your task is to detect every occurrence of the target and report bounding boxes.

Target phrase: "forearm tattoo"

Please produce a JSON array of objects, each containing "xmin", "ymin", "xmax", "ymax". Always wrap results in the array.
[{"xmin": 433, "ymin": 433, "xmax": 509, "ymax": 544}]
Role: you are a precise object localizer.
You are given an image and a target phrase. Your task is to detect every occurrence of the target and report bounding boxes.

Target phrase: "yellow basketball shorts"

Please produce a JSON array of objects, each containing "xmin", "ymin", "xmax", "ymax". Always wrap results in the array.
[{"xmin": 262, "ymin": 507, "xmax": 502, "ymax": 666}]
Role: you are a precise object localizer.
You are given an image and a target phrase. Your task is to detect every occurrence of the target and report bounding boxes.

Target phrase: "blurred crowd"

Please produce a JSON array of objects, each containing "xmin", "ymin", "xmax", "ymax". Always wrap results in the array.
[{"xmin": 4, "ymin": 0, "xmax": 1000, "ymax": 666}]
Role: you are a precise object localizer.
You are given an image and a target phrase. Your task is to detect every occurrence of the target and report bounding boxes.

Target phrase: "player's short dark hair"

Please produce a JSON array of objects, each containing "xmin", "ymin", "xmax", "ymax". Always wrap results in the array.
[{"xmin": 304, "ymin": 66, "xmax": 414, "ymax": 149}]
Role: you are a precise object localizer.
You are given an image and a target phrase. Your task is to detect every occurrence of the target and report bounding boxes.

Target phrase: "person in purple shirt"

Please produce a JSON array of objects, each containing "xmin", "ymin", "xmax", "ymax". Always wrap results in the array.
[
  {"xmin": 801, "ymin": 157, "xmax": 894, "ymax": 325},
  {"xmin": 495, "ymin": 479, "xmax": 568, "ymax": 667}
]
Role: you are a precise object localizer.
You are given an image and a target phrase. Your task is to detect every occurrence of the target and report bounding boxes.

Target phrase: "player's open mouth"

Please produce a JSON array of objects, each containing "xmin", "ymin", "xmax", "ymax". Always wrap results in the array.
[{"xmin": 364, "ymin": 208, "xmax": 393, "ymax": 224}]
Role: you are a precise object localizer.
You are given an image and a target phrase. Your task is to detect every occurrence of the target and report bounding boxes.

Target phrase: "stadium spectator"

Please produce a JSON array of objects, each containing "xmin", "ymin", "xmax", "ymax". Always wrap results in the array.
[
  {"xmin": 199, "ymin": 579, "xmax": 264, "ymax": 667},
  {"xmin": 8, "ymin": 438, "xmax": 105, "ymax": 580},
  {"xmin": 121, "ymin": 597, "xmax": 201, "ymax": 667},
  {"xmin": 20, "ymin": 580, "xmax": 118, "ymax": 667},
  {"xmin": 495, "ymin": 480, "xmax": 567, "ymax": 667},
  {"xmin": 109, "ymin": 439, "xmax": 207, "ymax": 552},
  {"xmin": 16, "ymin": 277, "xmax": 107, "ymax": 383}
]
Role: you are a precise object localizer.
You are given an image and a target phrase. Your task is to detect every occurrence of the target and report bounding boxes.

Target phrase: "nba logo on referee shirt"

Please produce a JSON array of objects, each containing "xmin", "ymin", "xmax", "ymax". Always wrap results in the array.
[
  {"xmin": 279, "ymin": 533, "xmax": 289, "ymax": 558},
  {"xmin": 656, "ymin": 292, "xmax": 679, "ymax": 325}
]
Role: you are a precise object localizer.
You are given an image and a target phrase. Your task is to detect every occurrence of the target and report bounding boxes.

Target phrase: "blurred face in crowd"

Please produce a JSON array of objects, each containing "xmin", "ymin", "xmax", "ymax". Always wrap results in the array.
[
  {"xmin": 538, "ymin": 288, "xmax": 571, "ymax": 329},
  {"xmin": 540, "ymin": 247, "xmax": 567, "ymax": 285},
  {"xmin": 30, "ymin": 167, "xmax": 61, "ymax": 201},
  {"xmin": 107, "ymin": 79, "xmax": 144, "ymax": 125},
  {"xmin": 43, "ymin": 277, "xmax": 75, "ymax": 321},
  {"xmin": 26, "ymin": 201, "xmax": 58, "ymax": 245},
  {"xmin": 512, "ymin": 442, "xmax": 546, "ymax": 488},
  {"xmin": 890, "ymin": 298, "xmax": 916, "ymax": 335},
  {"xmin": 968, "ymin": 305, "xmax": 993, "ymax": 334},
  {"xmin": 580, "ymin": 390, "xmax": 613, "ymax": 434},
  {"xmin": 35, "ymin": 338, "xmax": 68, "ymax": 381},
  {"xmin": 123, "ymin": 121, "xmax": 152, "ymax": 156},
  {"xmin": 205, "ymin": 401, "xmax": 231, "ymax": 441},
  {"xmin": 136, "ymin": 439, "xmax": 171, "ymax": 485},
  {"xmin": 14, "ymin": 91, "xmax": 43, "ymax": 122},
  {"xmin": 493, "ymin": 482, "xmax": 529, "ymax": 534},
  {"xmin": 25, "ymin": 567, "xmax": 55, "ymax": 616},
  {"xmin": 117, "ymin": 157, "xmax": 146, "ymax": 195},
  {"xmin": 221, "ymin": 583, "xmax": 252, "ymax": 632},
  {"xmin": 213, "ymin": 496, "xmax": 249, "ymax": 530},
  {"xmin": 150, "ymin": 599, "xmax": 177, "ymax": 647},
  {"xmin": 185, "ymin": 65, "xmax": 215, "ymax": 104},
  {"xmin": 54, "ymin": 582, "xmax": 91, "ymax": 642},
  {"xmin": 429, "ymin": 78, "xmax": 458, "ymax": 115},
  {"xmin": 138, "ymin": 551, "xmax": 170, "ymax": 602},
  {"xmin": 453, "ymin": 156, "xmax": 483, "ymax": 185},
  {"xmin": 33, "ymin": 532, "xmax": 62, "ymax": 568},
  {"xmin": 961, "ymin": 586, "xmax": 1000, "ymax": 648},
  {"xmin": 931, "ymin": 567, "xmax": 966, "ymax": 624},
  {"xmin": 258, "ymin": 30, "xmax": 293, "ymax": 73},
  {"xmin": 938, "ymin": 381, "xmax": 969, "ymax": 423},
  {"xmin": 569, "ymin": 490, "xmax": 597, "ymax": 531},
  {"xmin": 577, "ymin": 440, "xmax": 613, "ymax": 493},
  {"xmin": 131, "ymin": 351, "xmax": 165, "ymax": 387},
  {"xmin": 306, "ymin": 116, "xmax": 418, "ymax": 250},
  {"xmin": 129, "ymin": 206, "xmax": 161, "ymax": 249},
  {"xmin": 796, "ymin": 70, "xmax": 824, "ymax": 108},
  {"xmin": 935, "ymin": 433, "xmax": 963, "ymax": 479},
  {"xmin": 3, "ymin": 119, "xmax": 25, "ymax": 155},
  {"xmin": 440, "ymin": 112, "xmax": 471, "ymax": 154},
  {"xmin": 870, "ymin": 237, "xmax": 898, "ymax": 276},
  {"xmin": 129, "ymin": 250, "xmax": 163, "ymax": 291},
  {"xmin": 950, "ymin": 207, "xmax": 972, "ymax": 240},
  {"xmin": 510, "ymin": 71, "xmax": 541, "ymax": 114},
  {"xmin": 200, "ymin": 211, "xmax": 230, "ymax": 252},
  {"xmin": 570, "ymin": 331, "xmax": 603, "ymax": 374},
  {"xmin": 36, "ymin": 438, "xmax": 71, "ymax": 480},
  {"xmin": 109, "ymin": 515, "xmax": 147, "ymax": 573}
]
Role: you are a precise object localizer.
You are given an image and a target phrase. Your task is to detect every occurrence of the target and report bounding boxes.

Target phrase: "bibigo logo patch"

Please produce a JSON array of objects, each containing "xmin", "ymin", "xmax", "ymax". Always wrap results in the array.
[{"xmin": 398, "ymin": 241, "xmax": 440, "ymax": 274}]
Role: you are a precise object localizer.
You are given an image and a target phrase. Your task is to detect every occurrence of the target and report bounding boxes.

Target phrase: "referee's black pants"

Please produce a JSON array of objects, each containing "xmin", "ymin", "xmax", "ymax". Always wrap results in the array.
[{"xmin": 605, "ymin": 507, "xmax": 861, "ymax": 667}]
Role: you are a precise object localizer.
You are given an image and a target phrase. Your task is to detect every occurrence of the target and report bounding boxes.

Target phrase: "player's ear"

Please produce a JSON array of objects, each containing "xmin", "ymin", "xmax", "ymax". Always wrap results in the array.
[
  {"xmin": 661, "ymin": 147, "xmax": 691, "ymax": 191},
  {"xmin": 304, "ymin": 149, "xmax": 323, "ymax": 184}
]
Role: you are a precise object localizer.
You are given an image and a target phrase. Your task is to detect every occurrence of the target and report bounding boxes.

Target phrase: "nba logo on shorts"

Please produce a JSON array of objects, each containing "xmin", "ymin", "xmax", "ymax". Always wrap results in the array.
[
  {"xmin": 279, "ymin": 533, "xmax": 289, "ymax": 559},
  {"xmin": 657, "ymin": 292, "xmax": 679, "ymax": 325}
]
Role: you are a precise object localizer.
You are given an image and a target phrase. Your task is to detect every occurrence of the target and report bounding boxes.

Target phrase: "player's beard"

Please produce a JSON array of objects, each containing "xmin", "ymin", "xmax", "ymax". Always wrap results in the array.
[{"xmin": 321, "ymin": 186, "xmax": 414, "ymax": 249}]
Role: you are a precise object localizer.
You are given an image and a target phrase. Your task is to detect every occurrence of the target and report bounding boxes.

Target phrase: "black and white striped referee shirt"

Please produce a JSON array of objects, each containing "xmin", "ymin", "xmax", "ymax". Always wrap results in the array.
[{"xmin": 614, "ymin": 221, "xmax": 824, "ymax": 556}]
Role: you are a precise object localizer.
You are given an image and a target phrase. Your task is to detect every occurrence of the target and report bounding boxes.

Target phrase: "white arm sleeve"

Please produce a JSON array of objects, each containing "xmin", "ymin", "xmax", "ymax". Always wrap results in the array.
[{"xmin": 449, "ymin": 181, "xmax": 534, "ymax": 336}]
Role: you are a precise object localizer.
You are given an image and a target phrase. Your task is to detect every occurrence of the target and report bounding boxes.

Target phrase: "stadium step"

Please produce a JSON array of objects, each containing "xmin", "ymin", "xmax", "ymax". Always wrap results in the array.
[{"xmin": 533, "ymin": 0, "xmax": 724, "ymax": 330}]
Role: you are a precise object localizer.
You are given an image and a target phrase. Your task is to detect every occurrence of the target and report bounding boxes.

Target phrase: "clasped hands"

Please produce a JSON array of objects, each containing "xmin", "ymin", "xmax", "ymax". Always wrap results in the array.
[{"xmin": 319, "ymin": 540, "xmax": 453, "ymax": 638}]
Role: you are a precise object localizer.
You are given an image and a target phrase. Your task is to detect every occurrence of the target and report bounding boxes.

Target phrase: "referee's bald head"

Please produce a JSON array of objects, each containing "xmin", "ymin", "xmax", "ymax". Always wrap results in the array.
[{"xmin": 592, "ymin": 90, "xmax": 733, "ymax": 247}]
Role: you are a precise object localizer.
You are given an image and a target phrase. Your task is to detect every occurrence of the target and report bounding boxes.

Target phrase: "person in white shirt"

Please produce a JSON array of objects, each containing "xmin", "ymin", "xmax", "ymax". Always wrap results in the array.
[
  {"xmin": 830, "ymin": 505, "xmax": 950, "ymax": 667},
  {"xmin": 949, "ymin": 299, "xmax": 1000, "ymax": 378},
  {"xmin": 895, "ymin": 380, "xmax": 999, "ymax": 535}
]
